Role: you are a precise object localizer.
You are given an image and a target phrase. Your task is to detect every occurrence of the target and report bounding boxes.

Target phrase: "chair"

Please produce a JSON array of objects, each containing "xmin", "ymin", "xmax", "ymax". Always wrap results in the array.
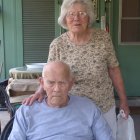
[
  {"xmin": 0, "ymin": 80, "xmax": 15, "ymax": 115},
  {"xmin": 0, "ymin": 83, "xmax": 20, "ymax": 140},
  {"xmin": 0, "ymin": 116, "xmax": 14, "ymax": 140},
  {"xmin": 0, "ymin": 81, "xmax": 21, "ymax": 140},
  {"xmin": 0, "ymin": 78, "xmax": 37, "ymax": 139},
  {"xmin": 0, "ymin": 80, "xmax": 8, "ymax": 111}
]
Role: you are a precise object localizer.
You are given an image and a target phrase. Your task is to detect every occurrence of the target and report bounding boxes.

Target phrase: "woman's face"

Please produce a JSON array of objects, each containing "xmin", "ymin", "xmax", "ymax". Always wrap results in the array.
[{"xmin": 65, "ymin": 3, "xmax": 89, "ymax": 34}]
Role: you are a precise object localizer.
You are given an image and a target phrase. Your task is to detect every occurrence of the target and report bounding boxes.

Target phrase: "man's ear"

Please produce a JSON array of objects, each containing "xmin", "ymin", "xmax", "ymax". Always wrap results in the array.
[
  {"xmin": 68, "ymin": 77, "xmax": 75, "ymax": 90},
  {"xmin": 39, "ymin": 77, "xmax": 44, "ymax": 86}
]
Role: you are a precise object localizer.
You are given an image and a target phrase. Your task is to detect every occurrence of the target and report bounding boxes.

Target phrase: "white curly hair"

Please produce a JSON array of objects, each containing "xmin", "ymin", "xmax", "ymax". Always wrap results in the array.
[{"xmin": 58, "ymin": 0, "xmax": 95, "ymax": 29}]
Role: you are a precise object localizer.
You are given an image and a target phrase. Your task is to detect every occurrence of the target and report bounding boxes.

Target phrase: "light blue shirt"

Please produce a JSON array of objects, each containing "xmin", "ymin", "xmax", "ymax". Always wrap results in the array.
[{"xmin": 8, "ymin": 95, "xmax": 114, "ymax": 140}]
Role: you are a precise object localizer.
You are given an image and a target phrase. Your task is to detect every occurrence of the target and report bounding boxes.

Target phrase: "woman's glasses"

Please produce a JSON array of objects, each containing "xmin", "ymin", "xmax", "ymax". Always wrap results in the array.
[{"xmin": 66, "ymin": 11, "xmax": 88, "ymax": 19}]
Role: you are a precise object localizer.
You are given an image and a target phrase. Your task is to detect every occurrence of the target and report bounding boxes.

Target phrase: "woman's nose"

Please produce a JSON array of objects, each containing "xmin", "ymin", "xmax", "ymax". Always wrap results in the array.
[{"xmin": 73, "ymin": 14, "xmax": 80, "ymax": 20}]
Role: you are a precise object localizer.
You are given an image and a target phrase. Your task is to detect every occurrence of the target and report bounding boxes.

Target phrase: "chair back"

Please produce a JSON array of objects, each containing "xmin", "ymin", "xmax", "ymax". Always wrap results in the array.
[
  {"xmin": 0, "ymin": 80, "xmax": 8, "ymax": 111},
  {"xmin": 0, "ymin": 80, "xmax": 21, "ymax": 140},
  {"xmin": 0, "ymin": 117, "xmax": 14, "ymax": 140},
  {"xmin": 0, "ymin": 81, "xmax": 16, "ymax": 117}
]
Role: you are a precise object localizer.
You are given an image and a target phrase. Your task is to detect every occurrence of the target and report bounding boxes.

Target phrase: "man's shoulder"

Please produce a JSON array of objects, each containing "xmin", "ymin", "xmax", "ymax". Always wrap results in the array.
[
  {"xmin": 70, "ymin": 95, "xmax": 96, "ymax": 107},
  {"xmin": 18, "ymin": 100, "xmax": 45, "ymax": 112},
  {"xmin": 70, "ymin": 95, "xmax": 101, "ymax": 116}
]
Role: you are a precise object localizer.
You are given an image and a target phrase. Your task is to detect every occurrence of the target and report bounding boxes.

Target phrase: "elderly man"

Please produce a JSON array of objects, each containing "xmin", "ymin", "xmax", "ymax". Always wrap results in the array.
[{"xmin": 8, "ymin": 61, "xmax": 114, "ymax": 140}]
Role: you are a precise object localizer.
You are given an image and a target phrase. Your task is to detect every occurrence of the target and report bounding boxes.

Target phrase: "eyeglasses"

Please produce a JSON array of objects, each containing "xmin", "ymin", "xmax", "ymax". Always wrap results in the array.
[{"xmin": 66, "ymin": 11, "xmax": 88, "ymax": 19}]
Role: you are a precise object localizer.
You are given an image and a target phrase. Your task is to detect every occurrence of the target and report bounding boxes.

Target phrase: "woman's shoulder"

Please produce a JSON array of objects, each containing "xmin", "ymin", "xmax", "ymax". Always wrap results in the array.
[
  {"xmin": 92, "ymin": 28, "xmax": 111, "ymax": 43},
  {"xmin": 92, "ymin": 28, "xmax": 109, "ymax": 37},
  {"xmin": 51, "ymin": 32, "xmax": 68, "ymax": 45}
]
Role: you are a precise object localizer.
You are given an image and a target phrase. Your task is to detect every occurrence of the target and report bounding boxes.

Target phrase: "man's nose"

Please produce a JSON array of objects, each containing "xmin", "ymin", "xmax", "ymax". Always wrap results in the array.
[{"xmin": 53, "ymin": 83, "xmax": 60, "ymax": 91}]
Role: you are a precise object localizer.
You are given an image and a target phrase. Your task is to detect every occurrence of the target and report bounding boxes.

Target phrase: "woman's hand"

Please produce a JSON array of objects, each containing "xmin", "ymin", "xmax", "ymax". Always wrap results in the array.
[
  {"xmin": 22, "ymin": 86, "xmax": 45, "ymax": 105},
  {"xmin": 119, "ymin": 99, "xmax": 130, "ymax": 119}
]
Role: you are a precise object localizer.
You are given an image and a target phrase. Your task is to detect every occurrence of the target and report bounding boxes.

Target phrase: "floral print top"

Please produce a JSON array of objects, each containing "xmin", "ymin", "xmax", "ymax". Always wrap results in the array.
[{"xmin": 47, "ymin": 29, "xmax": 119, "ymax": 113}]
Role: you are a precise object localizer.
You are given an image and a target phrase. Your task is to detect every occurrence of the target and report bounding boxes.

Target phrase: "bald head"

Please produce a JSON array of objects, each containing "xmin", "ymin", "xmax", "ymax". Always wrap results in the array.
[{"xmin": 42, "ymin": 61, "xmax": 73, "ymax": 81}]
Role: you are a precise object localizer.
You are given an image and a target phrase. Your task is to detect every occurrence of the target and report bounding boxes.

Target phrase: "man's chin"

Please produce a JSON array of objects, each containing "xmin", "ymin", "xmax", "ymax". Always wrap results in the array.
[
  {"xmin": 51, "ymin": 97, "xmax": 62, "ymax": 105},
  {"xmin": 50, "ymin": 97, "xmax": 67, "ymax": 108},
  {"xmin": 52, "ymin": 96, "xmax": 62, "ymax": 100}
]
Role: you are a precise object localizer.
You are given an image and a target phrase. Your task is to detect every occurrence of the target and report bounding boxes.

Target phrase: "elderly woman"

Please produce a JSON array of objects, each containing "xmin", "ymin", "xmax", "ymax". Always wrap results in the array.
[{"xmin": 23, "ymin": 0, "xmax": 129, "ymax": 139}]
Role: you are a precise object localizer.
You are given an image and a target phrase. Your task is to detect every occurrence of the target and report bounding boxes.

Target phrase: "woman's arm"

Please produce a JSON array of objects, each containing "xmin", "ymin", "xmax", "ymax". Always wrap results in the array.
[{"xmin": 108, "ymin": 66, "xmax": 130, "ymax": 118}]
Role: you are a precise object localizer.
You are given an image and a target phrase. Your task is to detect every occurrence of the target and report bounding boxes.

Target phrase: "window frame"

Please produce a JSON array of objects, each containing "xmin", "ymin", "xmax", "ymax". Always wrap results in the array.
[{"xmin": 118, "ymin": 0, "xmax": 140, "ymax": 45}]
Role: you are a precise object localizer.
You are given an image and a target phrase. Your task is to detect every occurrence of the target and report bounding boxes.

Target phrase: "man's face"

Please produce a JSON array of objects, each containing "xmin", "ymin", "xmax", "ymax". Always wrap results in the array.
[{"xmin": 41, "ymin": 67, "xmax": 72, "ymax": 107}]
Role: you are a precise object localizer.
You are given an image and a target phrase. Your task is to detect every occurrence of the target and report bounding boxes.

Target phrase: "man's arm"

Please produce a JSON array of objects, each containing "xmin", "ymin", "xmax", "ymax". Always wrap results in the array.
[{"xmin": 8, "ymin": 106, "xmax": 27, "ymax": 140}]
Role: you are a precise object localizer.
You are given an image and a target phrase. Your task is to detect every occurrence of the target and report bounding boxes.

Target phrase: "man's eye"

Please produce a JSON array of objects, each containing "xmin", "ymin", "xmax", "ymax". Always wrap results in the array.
[
  {"xmin": 46, "ymin": 81, "xmax": 54, "ymax": 85},
  {"xmin": 59, "ymin": 81, "xmax": 65, "ymax": 85}
]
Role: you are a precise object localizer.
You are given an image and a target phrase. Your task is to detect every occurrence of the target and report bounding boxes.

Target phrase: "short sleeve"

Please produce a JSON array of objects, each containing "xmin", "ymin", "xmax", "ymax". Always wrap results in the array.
[
  {"xmin": 8, "ymin": 106, "xmax": 28, "ymax": 140},
  {"xmin": 103, "ymin": 31, "xmax": 119, "ymax": 68},
  {"xmin": 47, "ymin": 40, "xmax": 60, "ymax": 62},
  {"xmin": 91, "ymin": 105, "xmax": 114, "ymax": 140}
]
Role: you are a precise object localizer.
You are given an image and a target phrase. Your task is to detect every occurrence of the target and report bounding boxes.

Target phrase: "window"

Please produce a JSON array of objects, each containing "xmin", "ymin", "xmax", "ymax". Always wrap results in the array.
[{"xmin": 120, "ymin": 0, "xmax": 140, "ymax": 43}]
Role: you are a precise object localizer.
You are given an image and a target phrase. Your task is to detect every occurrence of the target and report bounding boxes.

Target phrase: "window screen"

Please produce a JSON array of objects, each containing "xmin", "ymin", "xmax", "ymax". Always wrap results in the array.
[{"xmin": 22, "ymin": 0, "xmax": 55, "ymax": 64}]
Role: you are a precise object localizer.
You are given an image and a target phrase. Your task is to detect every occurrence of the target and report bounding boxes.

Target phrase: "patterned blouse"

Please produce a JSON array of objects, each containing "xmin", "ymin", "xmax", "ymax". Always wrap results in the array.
[{"xmin": 47, "ymin": 29, "xmax": 119, "ymax": 113}]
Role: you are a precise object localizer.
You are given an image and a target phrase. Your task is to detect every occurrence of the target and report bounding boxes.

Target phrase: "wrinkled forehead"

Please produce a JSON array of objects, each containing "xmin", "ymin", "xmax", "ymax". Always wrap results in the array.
[{"xmin": 42, "ymin": 62, "xmax": 71, "ymax": 80}]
